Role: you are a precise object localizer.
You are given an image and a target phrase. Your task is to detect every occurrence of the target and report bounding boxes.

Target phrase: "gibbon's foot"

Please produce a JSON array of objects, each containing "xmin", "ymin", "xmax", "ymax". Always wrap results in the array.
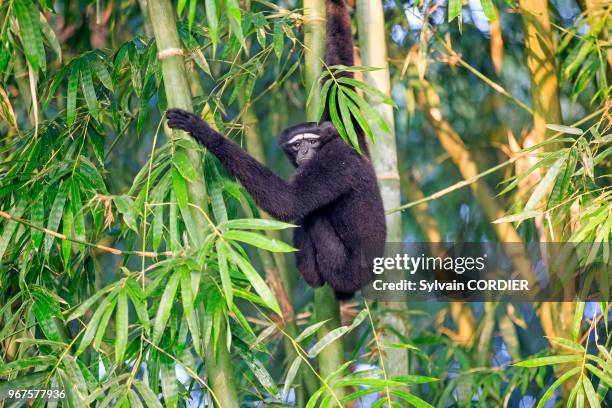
[
  {"xmin": 334, "ymin": 291, "xmax": 355, "ymax": 301},
  {"xmin": 166, "ymin": 108, "xmax": 204, "ymax": 134}
]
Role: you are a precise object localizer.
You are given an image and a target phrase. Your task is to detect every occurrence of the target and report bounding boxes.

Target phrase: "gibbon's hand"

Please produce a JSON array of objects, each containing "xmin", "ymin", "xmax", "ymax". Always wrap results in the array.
[{"xmin": 166, "ymin": 108, "xmax": 218, "ymax": 147}]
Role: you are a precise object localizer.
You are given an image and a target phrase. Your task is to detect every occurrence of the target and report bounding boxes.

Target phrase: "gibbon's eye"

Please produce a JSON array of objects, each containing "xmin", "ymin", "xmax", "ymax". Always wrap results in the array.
[
  {"xmin": 309, "ymin": 139, "xmax": 318, "ymax": 145},
  {"xmin": 293, "ymin": 142, "xmax": 301, "ymax": 151}
]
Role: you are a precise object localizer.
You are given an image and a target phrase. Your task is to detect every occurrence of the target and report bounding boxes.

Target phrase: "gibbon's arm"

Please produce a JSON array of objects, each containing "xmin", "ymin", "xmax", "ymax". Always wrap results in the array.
[{"xmin": 166, "ymin": 109, "xmax": 353, "ymax": 221}]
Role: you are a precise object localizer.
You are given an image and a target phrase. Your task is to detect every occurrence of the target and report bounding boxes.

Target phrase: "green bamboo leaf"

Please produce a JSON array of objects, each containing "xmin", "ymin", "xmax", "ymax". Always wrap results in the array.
[
  {"xmin": 338, "ymin": 90, "xmax": 361, "ymax": 153},
  {"xmin": 515, "ymin": 354, "xmax": 582, "ymax": 367},
  {"xmin": 0, "ymin": 356, "xmax": 57, "ymax": 375},
  {"xmin": 596, "ymin": 345, "xmax": 612, "ymax": 365},
  {"xmin": 223, "ymin": 230, "xmax": 296, "ymax": 252},
  {"xmin": 115, "ymin": 290, "xmax": 128, "ymax": 364},
  {"xmin": 306, "ymin": 388, "xmax": 325, "ymax": 408},
  {"xmin": 548, "ymin": 148, "xmax": 578, "ymax": 207},
  {"xmin": 448, "ymin": 0, "xmax": 462, "ymax": 22},
  {"xmin": 0, "ymin": 373, "xmax": 46, "ymax": 394},
  {"xmin": 346, "ymin": 94, "xmax": 374, "ymax": 143},
  {"xmin": 545, "ymin": 123, "xmax": 583, "ymax": 136},
  {"xmin": 344, "ymin": 87, "xmax": 392, "ymax": 135},
  {"xmin": 545, "ymin": 336, "xmax": 585, "ymax": 353},
  {"xmin": 190, "ymin": 45, "xmax": 211, "ymax": 76},
  {"xmin": 205, "ymin": 0, "xmax": 219, "ymax": 51},
  {"xmin": 226, "ymin": 0, "xmax": 245, "ymax": 48},
  {"xmin": 586, "ymin": 364, "xmax": 612, "ymax": 389},
  {"xmin": 295, "ymin": 320, "xmax": 330, "ymax": 342},
  {"xmin": 228, "ymin": 249, "xmax": 281, "ymax": 315},
  {"xmin": 342, "ymin": 387, "xmax": 387, "ymax": 403},
  {"xmin": 62, "ymin": 355, "xmax": 88, "ymax": 399},
  {"xmin": 128, "ymin": 44, "xmax": 142, "ymax": 96},
  {"xmin": 39, "ymin": 13, "xmax": 61, "ymax": 61},
  {"xmin": 44, "ymin": 182, "xmax": 69, "ymax": 257},
  {"xmin": 92, "ymin": 298, "xmax": 116, "ymax": 350},
  {"xmin": 66, "ymin": 62, "xmax": 79, "ymax": 126},
  {"xmin": 133, "ymin": 380, "xmax": 163, "ymax": 408},
  {"xmin": 282, "ymin": 356, "xmax": 302, "ymax": 400},
  {"xmin": 308, "ymin": 326, "xmax": 350, "ymax": 358},
  {"xmin": 128, "ymin": 390, "xmax": 145, "ymax": 408},
  {"xmin": 207, "ymin": 161, "xmax": 228, "ymax": 224},
  {"xmin": 169, "ymin": 190, "xmax": 179, "ymax": 251},
  {"xmin": 77, "ymin": 292, "xmax": 116, "ymax": 355},
  {"xmin": 30, "ymin": 197, "xmax": 44, "ymax": 248},
  {"xmin": 238, "ymin": 350, "xmax": 279, "ymax": 397},
  {"xmin": 173, "ymin": 150, "xmax": 197, "ymax": 182},
  {"xmin": 137, "ymin": 76, "xmax": 154, "ymax": 134},
  {"xmin": 177, "ymin": 0, "xmax": 187, "ymax": 15},
  {"xmin": 578, "ymin": 137, "xmax": 595, "ymax": 180},
  {"xmin": 66, "ymin": 285, "xmax": 114, "ymax": 321},
  {"xmin": 479, "ymin": 0, "xmax": 496, "ymax": 21},
  {"xmin": 125, "ymin": 279, "xmax": 150, "ymax": 335},
  {"xmin": 0, "ymin": 200, "xmax": 26, "ymax": 260},
  {"xmin": 31, "ymin": 286, "xmax": 65, "ymax": 343},
  {"xmin": 536, "ymin": 366, "xmax": 581, "ymax": 408},
  {"xmin": 14, "ymin": 0, "xmax": 44, "ymax": 72},
  {"xmin": 81, "ymin": 63, "xmax": 100, "ymax": 120},
  {"xmin": 188, "ymin": 0, "xmax": 197, "ymax": 29},
  {"xmin": 328, "ymin": 86, "xmax": 347, "ymax": 142},
  {"xmin": 273, "ymin": 22, "xmax": 284, "ymax": 59},
  {"xmin": 152, "ymin": 271, "xmax": 180, "ymax": 343},
  {"xmin": 160, "ymin": 360, "xmax": 178, "ymax": 408},
  {"xmin": 152, "ymin": 203, "xmax": 164, "ymax": 251},
  {"xmin": 61, "ymin": 209, "xmax": 73, "ymax": 266},
  {"xmin": 572, "ymin": 302, "xmax": 585, "ymax": 341},
  {"xmin": 524, "ymin": 156, "xmax": 566, "ymax": 211},
  {"xmin": 114, "ymin": 194, "xmax": 138, "ymax": 232},
  {"xmin": 94, "ymin": 58, "xmax": 113, "ymax": 91},
  {"xmin": 218, "ymin": 218, "xmax": 296, "ymax": 231},
  {"xmin": 337, "ymin": 77, "xmax": 396, "ymax": 107},
  {"xmin": 581, "ymin": 376, "xmax": 600, "ymax": 408},
  {"xmin": 316, "ymin": 79, "xmax": 333, "ymax": 122},
  {"xmin": 216, "ymin": 241, "xmax": 234, "ymax": 308},
  {"xmin": 390, "ymin": 390, "xmax": 434, "ymax": 408},
  {"xmin": 171, "ymin": 167, "xmax": 199, "ymax": 245},
  {"xmin": 70, "ymin": 182, "xmax": 86, "ymax": 251},
  {"xmin": 492, "ymin": 210, "xmax": 543, "ymax": 224},
  {"xmin": 180, "ymin": 265, "xmax": 201, "ymax": 356}
]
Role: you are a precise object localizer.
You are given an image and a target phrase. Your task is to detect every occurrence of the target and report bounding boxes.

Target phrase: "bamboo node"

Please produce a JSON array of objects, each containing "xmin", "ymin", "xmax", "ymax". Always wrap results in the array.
[{"xmin": 158, "ymin": 48, "xmax": 184, "ymax": 59}]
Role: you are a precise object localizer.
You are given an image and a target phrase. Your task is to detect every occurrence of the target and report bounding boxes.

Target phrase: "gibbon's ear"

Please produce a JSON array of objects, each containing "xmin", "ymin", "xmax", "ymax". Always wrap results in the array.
[{"xmin": 317, "ymin": 121, "xmax": 338, "ymax": 143}]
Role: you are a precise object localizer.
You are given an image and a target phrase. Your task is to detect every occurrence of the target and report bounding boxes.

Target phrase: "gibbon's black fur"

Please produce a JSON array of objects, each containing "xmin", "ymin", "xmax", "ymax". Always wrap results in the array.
[{"xmin": 167, "ymin": 0, "xmax": 386, "ymax": 299}]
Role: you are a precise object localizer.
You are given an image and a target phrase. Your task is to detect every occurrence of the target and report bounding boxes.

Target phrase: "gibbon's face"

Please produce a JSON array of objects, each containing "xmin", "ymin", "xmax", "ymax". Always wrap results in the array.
[
  {"xmin": 289, "ymin": 134, "xmax": 322, "ymax": 165},
  {"xmin": 278, "ymin": 122, "xmax": 336, "ymax": 167}
]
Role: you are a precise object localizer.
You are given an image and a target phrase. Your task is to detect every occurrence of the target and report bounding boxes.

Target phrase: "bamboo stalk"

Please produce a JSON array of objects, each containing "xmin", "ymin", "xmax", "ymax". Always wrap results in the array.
[
  {"xmin": 304, "ymin": 0, "xmax": 346, "ymax": 394},
  {"xmin": 519, "ymin": 0, "xmax": 563, "ymax": 147},
  {"xmin": 520, "ymin": 1, "xmax": 575, "ymax": 391},
  {"xmin": 145, "ymin": 0, "xmax": 239, "ymax": 405},
  {"xmin": 356, "ymin": 0, "xmax": 410, "ymax": 378}
]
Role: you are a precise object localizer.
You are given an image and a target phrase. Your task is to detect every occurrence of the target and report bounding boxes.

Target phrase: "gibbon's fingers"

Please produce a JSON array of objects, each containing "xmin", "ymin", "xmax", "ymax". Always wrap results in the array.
[{"xmin": 166, "ymin": 108, "xmax": 200, "ymax": 132}]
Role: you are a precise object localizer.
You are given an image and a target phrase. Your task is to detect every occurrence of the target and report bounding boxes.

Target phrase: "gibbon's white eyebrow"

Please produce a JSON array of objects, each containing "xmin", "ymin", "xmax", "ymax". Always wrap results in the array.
[{"xmin": 287, "ymin": 133, "xmax": 320, "ymax": 144}]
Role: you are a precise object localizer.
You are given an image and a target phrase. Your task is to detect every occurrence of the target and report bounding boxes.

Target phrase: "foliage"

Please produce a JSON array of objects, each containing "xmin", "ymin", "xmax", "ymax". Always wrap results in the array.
[{"xmin": 0, "ymin": 0, "xmax": 610, "ymax": 407}]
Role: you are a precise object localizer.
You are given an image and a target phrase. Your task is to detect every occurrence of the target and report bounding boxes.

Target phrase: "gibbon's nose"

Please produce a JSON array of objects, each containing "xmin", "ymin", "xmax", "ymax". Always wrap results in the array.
[{"xmin": 298, "ymin": 145, "xmax": 310, "ymax": 157}]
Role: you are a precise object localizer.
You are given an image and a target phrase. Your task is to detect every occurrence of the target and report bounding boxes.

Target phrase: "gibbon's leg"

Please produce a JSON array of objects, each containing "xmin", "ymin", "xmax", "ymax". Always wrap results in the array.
[
  {"xmin": 310, "ymin": 218, "xmax": 362, "ymax": 299},
  {"xmin": 166, "ymin": 109, "xmax": 355, "ymax": 221},
  {"xmin": 293, "ymin": 226, "xmax": 324, "ymax": 287}
]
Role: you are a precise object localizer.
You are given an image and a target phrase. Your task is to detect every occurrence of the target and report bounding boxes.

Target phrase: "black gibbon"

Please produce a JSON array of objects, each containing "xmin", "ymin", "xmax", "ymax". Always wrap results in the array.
[{"xmin": 167, "ymin": 0, "xmax": 386, "ymax": 299}]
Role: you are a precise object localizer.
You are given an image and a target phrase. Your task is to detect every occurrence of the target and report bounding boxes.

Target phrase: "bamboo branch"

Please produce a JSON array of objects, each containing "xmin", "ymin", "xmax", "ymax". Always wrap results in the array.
[
  {"xmin": 0, "ymin": 210, "xmax": 174, "ymax": 258},
  {"xmin": 356, "ymin": 0, "xmax": 410, "ymax": 379}
]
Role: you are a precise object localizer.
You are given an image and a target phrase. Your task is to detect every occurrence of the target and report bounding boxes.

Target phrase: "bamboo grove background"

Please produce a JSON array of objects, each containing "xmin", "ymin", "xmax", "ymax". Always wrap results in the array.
[{"xmin": 0, "ymin": 0, "xmax": 610, "ymax": 406}]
